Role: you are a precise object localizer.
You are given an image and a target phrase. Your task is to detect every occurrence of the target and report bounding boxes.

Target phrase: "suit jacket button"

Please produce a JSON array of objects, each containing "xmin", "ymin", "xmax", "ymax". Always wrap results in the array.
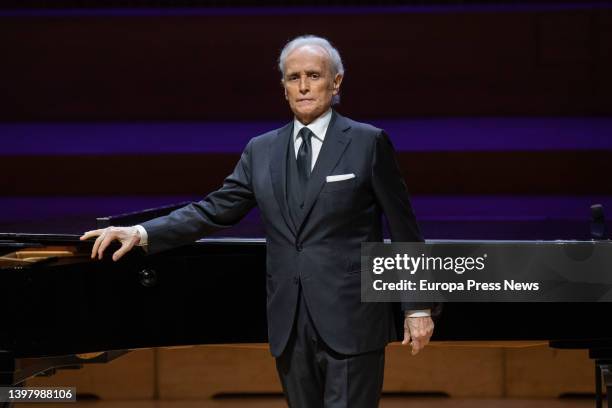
[
  {"xmin": 296, "ymin": 244, "xmax": 303, "ymax": 251},
  {"xmin": 293, "ymin": 277, "xmax": 299, "ymax": 284}
]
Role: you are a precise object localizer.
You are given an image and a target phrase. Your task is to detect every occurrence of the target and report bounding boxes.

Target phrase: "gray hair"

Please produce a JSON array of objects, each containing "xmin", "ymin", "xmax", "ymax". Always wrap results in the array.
[{"xmin": 278, "ymin": 35, "xmax": 344, "ymax": 105}]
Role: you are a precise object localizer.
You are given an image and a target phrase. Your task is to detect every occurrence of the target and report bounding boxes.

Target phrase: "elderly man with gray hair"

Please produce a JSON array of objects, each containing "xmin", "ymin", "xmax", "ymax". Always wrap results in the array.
[{"xmin": 81, "ymin": 35, "xmax": 436, "ymax": 407}]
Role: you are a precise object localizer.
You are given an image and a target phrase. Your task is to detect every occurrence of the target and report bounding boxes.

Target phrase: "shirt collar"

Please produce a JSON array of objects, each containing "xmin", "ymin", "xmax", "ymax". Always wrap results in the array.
[{"xmin": 293, "ymin": 109, "xmax": 333, "ymax": 143}]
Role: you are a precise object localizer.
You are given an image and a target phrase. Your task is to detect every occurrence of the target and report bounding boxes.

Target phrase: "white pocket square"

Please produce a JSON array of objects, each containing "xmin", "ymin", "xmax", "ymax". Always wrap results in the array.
[{"xmin": 326, "ymin": 173, "xmax": 355, "ymax": 183}]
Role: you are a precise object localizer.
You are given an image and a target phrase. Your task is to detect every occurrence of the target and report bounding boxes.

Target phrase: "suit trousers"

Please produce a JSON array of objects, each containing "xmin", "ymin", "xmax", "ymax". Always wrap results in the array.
[{"xmin": 275, "ymin": 283, "xmax": 386, "ymax": 408}]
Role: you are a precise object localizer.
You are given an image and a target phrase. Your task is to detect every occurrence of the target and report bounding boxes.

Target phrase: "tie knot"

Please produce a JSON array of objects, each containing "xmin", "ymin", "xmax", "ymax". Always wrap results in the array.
[{"xmin": 299, "ymin": 127, "xmax": 313, "ymax": 144}]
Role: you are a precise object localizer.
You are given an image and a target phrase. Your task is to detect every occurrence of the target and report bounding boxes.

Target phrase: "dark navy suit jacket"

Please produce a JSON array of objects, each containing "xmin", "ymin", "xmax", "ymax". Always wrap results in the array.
[{"xmin": 142, "ymin": 111, "xmax": 436, "ymax": 357}]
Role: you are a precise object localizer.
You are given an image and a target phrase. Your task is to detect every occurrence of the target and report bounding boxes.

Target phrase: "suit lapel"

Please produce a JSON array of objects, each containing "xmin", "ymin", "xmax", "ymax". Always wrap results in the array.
[
  {"xmin": 296, "ymin": 111, "xmax": 352, "ymax": 235},
  {"xmin": 269, "ymin": 121, "xmax": 296, "ymax": 237}
]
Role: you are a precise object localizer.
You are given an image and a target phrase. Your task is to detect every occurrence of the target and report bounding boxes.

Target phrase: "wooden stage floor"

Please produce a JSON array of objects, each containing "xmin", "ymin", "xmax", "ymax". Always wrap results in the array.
[{"xmin": 19, "ymin": 397, "xmax": 598, "ymax": 408}]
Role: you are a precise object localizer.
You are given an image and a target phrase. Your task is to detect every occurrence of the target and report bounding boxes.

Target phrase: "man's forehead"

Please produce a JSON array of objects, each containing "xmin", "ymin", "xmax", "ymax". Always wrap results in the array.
[{"xmin": 284, "ymin": 45, "xmax": 330, "ymax": 71}]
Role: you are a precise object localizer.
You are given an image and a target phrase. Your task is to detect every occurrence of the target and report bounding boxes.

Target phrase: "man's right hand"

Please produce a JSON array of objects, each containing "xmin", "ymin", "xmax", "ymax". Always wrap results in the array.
[{"xmin": 80, "ymin": 226, "xmax": 141, "ymax": 262}]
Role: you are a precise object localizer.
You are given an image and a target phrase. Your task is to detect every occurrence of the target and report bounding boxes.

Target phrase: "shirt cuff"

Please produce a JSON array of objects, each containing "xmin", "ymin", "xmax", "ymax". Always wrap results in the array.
[
  {"xmin": 134, "ymin": 224, "xmax": 148, "ymax": 248},
  {"xmin": 405, "ymin": 309, "xmax": 431, "ymax": 318}
]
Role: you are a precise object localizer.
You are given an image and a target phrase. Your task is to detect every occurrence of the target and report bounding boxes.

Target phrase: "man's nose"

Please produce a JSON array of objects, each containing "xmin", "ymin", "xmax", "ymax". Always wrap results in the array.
[{"xmin": 299, "ymin": 77, "xmax": 309, "ymax": 93}]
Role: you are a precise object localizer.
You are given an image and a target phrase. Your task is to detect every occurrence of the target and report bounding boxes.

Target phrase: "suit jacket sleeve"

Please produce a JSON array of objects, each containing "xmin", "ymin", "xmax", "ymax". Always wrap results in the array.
[
  {"xmin": 141, "ymin": 139, "xmax": 257, "ymax": 254},
  {"xmin": 371, "ymin": 131, "xmax": 441, "ymax": 316}
]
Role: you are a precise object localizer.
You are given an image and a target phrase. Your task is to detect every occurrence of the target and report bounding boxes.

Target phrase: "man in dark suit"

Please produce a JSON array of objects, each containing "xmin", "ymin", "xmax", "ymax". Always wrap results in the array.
[{"xmin": 82, "ymin": 35, "xmax": 435, "ymax": 408}]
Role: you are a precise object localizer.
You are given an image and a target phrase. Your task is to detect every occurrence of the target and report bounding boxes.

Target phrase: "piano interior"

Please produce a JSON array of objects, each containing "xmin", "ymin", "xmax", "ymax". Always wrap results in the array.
[{"xmin": 0, "ymin": 247, "xmax": 80, "ymax": 266}]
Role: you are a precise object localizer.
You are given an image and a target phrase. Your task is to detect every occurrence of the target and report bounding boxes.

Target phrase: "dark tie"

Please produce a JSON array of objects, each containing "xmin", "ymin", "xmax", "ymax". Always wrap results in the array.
[{"xmin": 297, "ymin": 127, "xmax": 313, "ymax": 191}]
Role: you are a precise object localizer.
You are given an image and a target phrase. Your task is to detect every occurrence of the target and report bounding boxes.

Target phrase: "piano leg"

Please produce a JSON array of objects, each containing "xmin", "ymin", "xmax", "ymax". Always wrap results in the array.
[
  {"xmin": 597, "ymin": 361, "xmax": 603, "ymax": 408},
  {"xmin": 597, "ymin": 360, "xmax": 612, "ymax": 408}
]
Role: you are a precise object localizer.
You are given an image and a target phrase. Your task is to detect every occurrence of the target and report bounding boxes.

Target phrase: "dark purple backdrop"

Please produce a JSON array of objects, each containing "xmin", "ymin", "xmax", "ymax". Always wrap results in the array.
[{"xmin": 1, "ymin": 4, "xmax": 610, "ymax": 239}]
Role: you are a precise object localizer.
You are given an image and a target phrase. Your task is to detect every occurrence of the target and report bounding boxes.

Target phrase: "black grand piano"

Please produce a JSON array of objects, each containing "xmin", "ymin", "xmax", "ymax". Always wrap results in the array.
[{"xmin": 1, "ymin": 202, "xmax": 612, "ymax": 408}]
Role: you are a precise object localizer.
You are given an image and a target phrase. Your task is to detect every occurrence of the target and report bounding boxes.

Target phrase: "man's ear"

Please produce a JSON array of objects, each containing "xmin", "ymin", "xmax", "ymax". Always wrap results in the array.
[
  {"xmin": 281, "ymin": 80, "xmax": 288, "ymax": 100},
  {"xmin": 333, "ymin": 74, "xmax": 343, "ymax": 95}
]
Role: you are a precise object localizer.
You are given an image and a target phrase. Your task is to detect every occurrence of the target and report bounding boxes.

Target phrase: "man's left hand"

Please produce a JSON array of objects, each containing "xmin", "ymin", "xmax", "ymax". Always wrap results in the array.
[{"xmin": 402, "ymin": 316, "xmax": 434, "ymax": 355}]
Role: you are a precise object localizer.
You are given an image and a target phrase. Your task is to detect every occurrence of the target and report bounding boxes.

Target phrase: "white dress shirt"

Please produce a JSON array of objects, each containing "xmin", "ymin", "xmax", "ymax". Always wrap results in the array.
[
  {"xmin": 293, "ymin": 108, "xmax": 332, "ymax": 169},
  {"xmin": 135, "ymin": 109, "xmax": 430, "ymax": 318}
]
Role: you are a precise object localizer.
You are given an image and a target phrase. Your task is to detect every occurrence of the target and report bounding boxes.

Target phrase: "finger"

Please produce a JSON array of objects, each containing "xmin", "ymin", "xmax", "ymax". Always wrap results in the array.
[
  {"xmin": 411, "ymin": 338, "xmax": 422, "ymax": 355},
  {"xmin": 91, "ymin": 233, "xmax": 106, "ymax": 259},
  {"xmin": 402, "ymin": 326, "xmax": 410, "ymax": 345},
  {"xmin": 80, "ymin": 229, "xmax": 105, "ymax": 241},
  {"xmin": 97, "ymin": 233, "xmax": 115, "ymax": 260},
  {"xmin": 112, "ymin": 240, "xmax": 134, "ymax": 262}
]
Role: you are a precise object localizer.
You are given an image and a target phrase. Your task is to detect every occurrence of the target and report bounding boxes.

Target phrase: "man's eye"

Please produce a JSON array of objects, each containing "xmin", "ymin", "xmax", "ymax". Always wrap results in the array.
[
  {"xmin": 288, "ymin": 76, "xmax": 298, "ymax": 81},
  {"xmin": 310, "ymin": 74, "xmax": 320, "ymax": 79}
]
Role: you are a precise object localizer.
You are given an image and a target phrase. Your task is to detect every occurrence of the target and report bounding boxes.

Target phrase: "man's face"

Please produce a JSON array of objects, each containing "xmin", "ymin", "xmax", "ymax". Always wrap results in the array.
[{"xmin": 282, "ymin": 45, "xmax": 343, "ymax": 125}]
